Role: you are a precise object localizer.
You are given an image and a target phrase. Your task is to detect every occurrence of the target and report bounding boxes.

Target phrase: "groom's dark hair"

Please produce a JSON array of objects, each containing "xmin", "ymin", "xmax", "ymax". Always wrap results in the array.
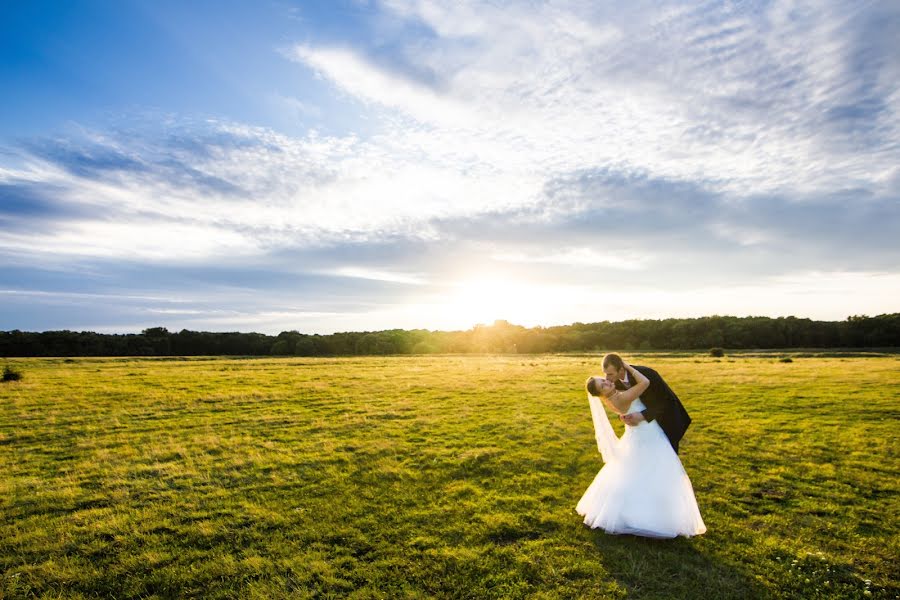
[{"xmin": 602, "ymin": 353, "xmax": 625, "ymax": 371}]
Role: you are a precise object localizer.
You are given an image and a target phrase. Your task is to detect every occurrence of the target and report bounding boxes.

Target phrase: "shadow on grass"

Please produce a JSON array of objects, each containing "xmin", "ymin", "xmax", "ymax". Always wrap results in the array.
[{"xmin": 587, "ymin": 532, "xmax": 770, "ymax": 600}]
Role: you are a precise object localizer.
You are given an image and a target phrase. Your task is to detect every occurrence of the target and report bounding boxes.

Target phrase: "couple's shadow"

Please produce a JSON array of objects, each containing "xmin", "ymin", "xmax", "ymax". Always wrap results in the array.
[{"xmin": 586, "ymin": 532, "xmax": 770, "ymax": 599}]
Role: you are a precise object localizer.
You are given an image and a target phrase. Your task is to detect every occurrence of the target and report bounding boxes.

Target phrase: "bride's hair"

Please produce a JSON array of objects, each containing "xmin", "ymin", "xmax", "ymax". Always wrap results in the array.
[{"xmin": 586, "ymin": 376, "xmax": 602, "ymax": 397}]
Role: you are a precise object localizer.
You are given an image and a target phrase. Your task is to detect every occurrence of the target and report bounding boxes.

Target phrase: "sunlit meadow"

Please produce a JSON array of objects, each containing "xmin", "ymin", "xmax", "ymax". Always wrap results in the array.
[{"xmin": 1, "ymin": 353, "xmax": 898, "ymax": 599}]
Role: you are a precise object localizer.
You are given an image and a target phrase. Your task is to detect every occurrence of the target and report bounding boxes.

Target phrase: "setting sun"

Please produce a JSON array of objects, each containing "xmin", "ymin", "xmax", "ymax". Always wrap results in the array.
[
  {"xmin": 448, "ymin": 277, "xmax": 520, "ymax": 325},
  {"xmin": 399, "ymin": 276, "xmax": 588, "ymax": 331}
]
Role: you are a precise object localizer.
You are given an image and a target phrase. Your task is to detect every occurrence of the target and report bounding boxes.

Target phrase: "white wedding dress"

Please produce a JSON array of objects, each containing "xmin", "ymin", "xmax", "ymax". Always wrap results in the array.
[{"xmin": 575, "ymin": 395, "xmax": 706, "ymax": 538}]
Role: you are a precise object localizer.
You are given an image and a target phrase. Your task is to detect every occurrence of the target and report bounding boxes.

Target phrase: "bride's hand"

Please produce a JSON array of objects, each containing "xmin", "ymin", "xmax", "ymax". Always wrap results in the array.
[{"xmin": 620, "ymin": 412, "xmax": 645, "ymax": 426}]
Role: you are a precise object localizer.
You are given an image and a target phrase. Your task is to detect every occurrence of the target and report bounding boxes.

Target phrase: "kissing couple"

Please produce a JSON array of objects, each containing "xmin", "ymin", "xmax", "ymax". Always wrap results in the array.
[{"xmin": 575, "ymin": 353, "xmax": 707, "ymax": 538}]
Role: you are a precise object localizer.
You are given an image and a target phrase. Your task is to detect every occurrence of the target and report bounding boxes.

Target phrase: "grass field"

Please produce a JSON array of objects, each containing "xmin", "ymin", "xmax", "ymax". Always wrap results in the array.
[{"xmin": 1, "ymin": 353, "xmax": 898, "ymax": 599}]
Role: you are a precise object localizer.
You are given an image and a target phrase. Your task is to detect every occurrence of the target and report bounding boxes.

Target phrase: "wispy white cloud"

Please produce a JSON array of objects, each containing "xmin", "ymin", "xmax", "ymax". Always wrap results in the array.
[
  {"xmin": 491, "ymin": 247, "xmax": 651, "ymax": 270},
  {"xmin": 328, "ymin": 266, "xmax": 429, "ymax": 285},
  {"xmin": 0, "ymin": 289, "xmax": 193, "ymax": 303},
  {"xmin": 291, "ymin": 44, "xmax": 475, "ymax": 126}
]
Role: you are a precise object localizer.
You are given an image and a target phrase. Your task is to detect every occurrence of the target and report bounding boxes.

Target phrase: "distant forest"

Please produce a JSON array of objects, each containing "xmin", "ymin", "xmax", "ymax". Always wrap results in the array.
[{"xmin": 2, "ymin": 314, "xmax": 899, "ymax": 357}]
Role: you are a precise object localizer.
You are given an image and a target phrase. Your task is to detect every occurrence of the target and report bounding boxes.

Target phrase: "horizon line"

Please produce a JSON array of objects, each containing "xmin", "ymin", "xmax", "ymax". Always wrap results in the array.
[{"xmin": 4, "ymin": 312, "xmax": 897, "ymax": 337}]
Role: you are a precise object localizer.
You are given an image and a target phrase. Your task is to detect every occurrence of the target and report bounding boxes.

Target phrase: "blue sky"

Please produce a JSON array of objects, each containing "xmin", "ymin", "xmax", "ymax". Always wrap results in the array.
[{"xmin": 1, "ymin": 0, "xmax": 898, "ymax": 334}]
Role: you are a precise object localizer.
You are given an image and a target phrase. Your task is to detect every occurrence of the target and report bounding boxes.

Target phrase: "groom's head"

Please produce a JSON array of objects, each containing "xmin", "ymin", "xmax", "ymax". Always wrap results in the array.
[{"xmin": 602, "ymin": 353, "xmax": 626, "ymax": 382}]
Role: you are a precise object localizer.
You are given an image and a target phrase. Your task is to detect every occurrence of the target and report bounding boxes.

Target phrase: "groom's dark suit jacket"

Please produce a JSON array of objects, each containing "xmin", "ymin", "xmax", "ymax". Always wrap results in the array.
[{"xmin": 617, "ymin": 365, "xmax": 691, "ymax": 454}]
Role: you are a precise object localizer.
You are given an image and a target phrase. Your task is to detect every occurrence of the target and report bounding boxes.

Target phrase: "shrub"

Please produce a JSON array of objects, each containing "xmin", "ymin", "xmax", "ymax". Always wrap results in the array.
[
  {"xmin": 2, "ymin": 365, "xmax": 22, "ymax": 382},
  {"xmin": 779, "ymin": 357, "xmax": 793, "ymax": 363},
  {"xmin": 709, "ymin": 347, "xmax": 725, "ymax": 357}
]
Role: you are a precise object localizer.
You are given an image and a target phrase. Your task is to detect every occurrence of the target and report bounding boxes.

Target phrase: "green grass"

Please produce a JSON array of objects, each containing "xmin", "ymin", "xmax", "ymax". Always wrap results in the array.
[{"xmin": 1, "ymin": 354, "xmax": 898, "ymax": 599}]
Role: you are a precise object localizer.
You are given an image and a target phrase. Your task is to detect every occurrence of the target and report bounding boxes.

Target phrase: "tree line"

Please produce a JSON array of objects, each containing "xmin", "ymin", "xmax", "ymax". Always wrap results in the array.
[{"xmin": 1, "ymin": 314, "xmax": 898, "ymax": 357}]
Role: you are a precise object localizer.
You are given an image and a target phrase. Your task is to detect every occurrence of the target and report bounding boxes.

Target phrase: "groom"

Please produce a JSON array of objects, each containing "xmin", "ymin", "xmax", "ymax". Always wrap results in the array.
[{"xmin": 602, "ymin": 353, "xmax": 692, "ymax": 454}]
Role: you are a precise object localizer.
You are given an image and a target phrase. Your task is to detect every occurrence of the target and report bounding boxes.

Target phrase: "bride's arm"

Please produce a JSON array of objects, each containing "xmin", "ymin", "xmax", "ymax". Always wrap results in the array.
[
  {"xmin": 609, "ymin": 363, "xmax": 650, "ymax": 412},
  {"xmin": 600, "ymin": 392, "xmax": 628, "ymax": 415},
  {"xmin": 624, "ymin": 363, "xmax": 649, "ymax": 394}
]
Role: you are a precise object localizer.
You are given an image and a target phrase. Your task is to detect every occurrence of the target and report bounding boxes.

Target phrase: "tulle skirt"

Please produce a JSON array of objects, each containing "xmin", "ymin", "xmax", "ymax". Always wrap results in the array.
[{"xmin": 575, "ymin": 418, "xmax": 706, "ymax": 538}]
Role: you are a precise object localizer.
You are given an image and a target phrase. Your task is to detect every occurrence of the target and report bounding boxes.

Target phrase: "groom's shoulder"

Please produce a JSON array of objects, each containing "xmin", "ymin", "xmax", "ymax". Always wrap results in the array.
[{"xmin": 635, "ymin": 364, "xmax": 662, "ymax": 378}]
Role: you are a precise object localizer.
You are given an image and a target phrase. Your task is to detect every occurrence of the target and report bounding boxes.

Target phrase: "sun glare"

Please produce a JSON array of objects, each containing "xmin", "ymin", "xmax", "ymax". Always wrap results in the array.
[
  {"xmin": 427, "ymin": 276, "xmax": 571, "ymax": 330},
  {"xmin": 449, "ymin": 278, "xmax": 512, "ymax": 324}
]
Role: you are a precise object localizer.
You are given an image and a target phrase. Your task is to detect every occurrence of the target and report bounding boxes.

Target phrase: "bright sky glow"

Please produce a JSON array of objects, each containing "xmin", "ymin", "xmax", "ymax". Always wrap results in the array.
[{"xmin": 1, "ymin": 0, "xmax": 898, "ymax": 333}]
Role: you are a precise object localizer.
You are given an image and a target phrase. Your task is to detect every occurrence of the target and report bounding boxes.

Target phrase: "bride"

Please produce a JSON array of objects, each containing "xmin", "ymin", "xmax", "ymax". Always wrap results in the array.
[{"xmin": 575, "ymin": 362, "xmax": 706, "ymax": 538}]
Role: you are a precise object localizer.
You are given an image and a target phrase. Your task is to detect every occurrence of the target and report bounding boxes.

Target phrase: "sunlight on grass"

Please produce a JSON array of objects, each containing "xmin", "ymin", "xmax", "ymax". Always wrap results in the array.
[{"xmin": 1, "ymin": 354, "xmax": 898, "ymax": 598}]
